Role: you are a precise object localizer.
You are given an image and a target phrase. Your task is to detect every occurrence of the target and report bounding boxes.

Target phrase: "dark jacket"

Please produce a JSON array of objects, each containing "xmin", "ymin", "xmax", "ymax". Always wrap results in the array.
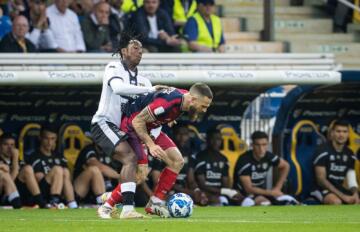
[
  {"xmin": 0, "ymin": 33, "xmax": 37, "ymax": 53},
  {"xmin": 81, "ymin": 14, "xmax": 110, "ymax": 52},
  {"xmin": 132, "ymin": 7, "xmax": 175, "ymax": 48}
]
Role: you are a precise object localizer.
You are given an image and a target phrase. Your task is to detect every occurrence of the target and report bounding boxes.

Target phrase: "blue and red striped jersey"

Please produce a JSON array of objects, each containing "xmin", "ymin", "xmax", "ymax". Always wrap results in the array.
[{"xmin": 120, "ymin": 88, "xmax": 188, "ymax": 132}]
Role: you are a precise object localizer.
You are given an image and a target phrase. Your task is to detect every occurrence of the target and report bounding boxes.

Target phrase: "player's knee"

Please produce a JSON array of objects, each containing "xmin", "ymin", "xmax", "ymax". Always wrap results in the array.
[
  {"xmin": 22, "ymin": 165, "xmax": 34, "ymax": 175},
  {"xmin": 173, "ymin": 156, "xmax": 184, "ymax": 171},
  {"xmin": 325, "ymin": 197, "xmax": 342, "ymax": 205},
  {"xmin": 52, "ymin": 166, "xmax": 64, "ymax": 176},
  {"xmin": 88, "ymin": 166, "xmax": 101, "ymax": 176}
]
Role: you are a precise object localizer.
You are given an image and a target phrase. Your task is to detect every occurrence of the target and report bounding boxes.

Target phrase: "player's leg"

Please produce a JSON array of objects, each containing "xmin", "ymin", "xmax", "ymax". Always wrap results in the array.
[
  {"xmin": 0, "ymin": 171, "xmax": 22, "ymax": 208},
  {"xmin": 17, "ymin": 165, "xmax": 46, "ymax": 208},
  {"xmin": 145, "ymin": 132, "xmax": 183, "ymax": 217},
  {"xmin": 254, "ymin": 195, "xmax": 271, "ymax": 206},
  {"xmin": 42, "ymin": 166, "xmax": 64, "ymax": 205},
  {"xmin": 323, "ymin": 193, "xmax": 342, "ymax": 205},
  {"xmin": 62, "ymin": 167, "xmax": 78, "ymax": 208},
  {"xmin": 74, "ymin": 166, "xmax": 105, "ymax": 205}
]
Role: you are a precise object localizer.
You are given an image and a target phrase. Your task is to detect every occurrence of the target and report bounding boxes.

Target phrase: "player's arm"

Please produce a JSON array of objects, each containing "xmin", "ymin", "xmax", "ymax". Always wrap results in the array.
[
  {"xmin": 86, "ymin": 157, "xmax": 120, "ymax": 180},
  {"xmin": 132, "ymin": 107, "xmax": 167, "ymax": 159},
  {"xmin": 315, "ymin": 166, "xmax": 349, "ymax": 200},
  {"xmin": 196, "ymin": 174, "xmax": 221, "ymax": 194},
  {"xmin": 272, "ymin": 158, "xmax": 290, "ymax": 192},
  {"xmin": 240, "ymin": 175, "xmax": 273, "ymax": 197},
  {"xmin": 10, "ymin": 148, "xmax": 20, "ymax": 180},
  {"xmin": 109, "ymin": 78, "xmax": 168, "ymax": 96}
]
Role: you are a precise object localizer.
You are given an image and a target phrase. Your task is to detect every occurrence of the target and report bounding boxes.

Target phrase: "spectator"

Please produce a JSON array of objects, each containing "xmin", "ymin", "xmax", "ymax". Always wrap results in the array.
[
  {"xmin": 0, "ymin": 7, "xmax": 12, "ymax": 39},
  {"xmin": 161, "ymin": 0, "xmax": 197, "ymax": 33},
  {"xmin": 0, "ymin": 133, "xmax": 47, "ymax": 208},
  {"xmin": 194, "ymin": 127, "xmax": 242, "ymax": 206},
  {"xmin": 0, "ymin": 15, "xmax": 37, "ymax": 52},
  {"xmin": 311, "ymin": 120, "xmax": 359, "ymax": 205},
  {"xmin": 28, "ymin": 124, "xmax": 78, "ymax": 208},
  {"xmin": 73, "ymin": 143, "xmax": 112, "ymax": 205},
  {"xmin": 151, "ymin": 124, "xmax": 208, "ymax": 206},
  {"xmin": 69, "ymin": 0, "xmax": 94, "ymax": 21},
  {"xmin": 233, "ymin": 131, "xmax": 295, "ymax": 207},
  {"xmin": 109, "ymin": 0, "xmax": 128, "ymax": 49},
  {"xmin": 47, "ymin": 0, "xmax": 86, "ymax": 52},
  {"xmin": 183, "ymin": 0, "xmax": 225, "ymax": 53},
  {"xmin": 8, "ymin": 0, "xmax": 26, "ymax": 19},
  {"xmin": 0, "ymin": 134, "xmax": 22, "ymax": 209},
  {"xmin": 81, "ymin": 2, "xmax": 112, "ymax": 52},
  {"xmin": 25, "ymin": 0, "xmax": 57, "ymax": 52},
  {"xmin": 132, "ymin": 0, "xmax": 181, "ymax": 52}
]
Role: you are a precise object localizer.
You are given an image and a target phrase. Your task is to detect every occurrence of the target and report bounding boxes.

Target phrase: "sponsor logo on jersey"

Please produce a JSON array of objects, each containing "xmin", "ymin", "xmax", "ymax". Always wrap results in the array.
[{"xmin": 154, "ymin": 107, "xmax": 165, "ymax": 116}]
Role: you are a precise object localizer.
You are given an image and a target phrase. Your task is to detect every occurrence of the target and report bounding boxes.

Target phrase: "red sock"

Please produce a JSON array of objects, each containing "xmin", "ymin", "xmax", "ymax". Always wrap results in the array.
[
  {"xmin": 154, "ymin": 168, "xmax": 178, "ymax": 200},
  {"xmin": 106, "ymin": 184, "xmax": 122, "ymax": 207}
]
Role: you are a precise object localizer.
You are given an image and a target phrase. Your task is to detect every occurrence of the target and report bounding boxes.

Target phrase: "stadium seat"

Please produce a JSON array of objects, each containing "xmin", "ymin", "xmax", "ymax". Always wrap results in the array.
[
  {"xmin": 18, "ymin": 123, "xmax": 41, "ymax": 161},
  {"xmin": 288, "ymin": 120, "xmax": 326, "ymax": 199},
  {"xmin": 58, "ymin": 123, "xmax": 92, "ymax": 173},
  {"xmin": 218, "ymin": 124, "xmax": 248, "ymax": 186}
]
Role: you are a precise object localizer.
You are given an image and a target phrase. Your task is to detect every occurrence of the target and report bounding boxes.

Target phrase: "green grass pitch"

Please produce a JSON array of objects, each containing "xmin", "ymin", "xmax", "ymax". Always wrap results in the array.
[{"xmin": 1, "ymin": 205, "xmax": 359, "ymax": 232}]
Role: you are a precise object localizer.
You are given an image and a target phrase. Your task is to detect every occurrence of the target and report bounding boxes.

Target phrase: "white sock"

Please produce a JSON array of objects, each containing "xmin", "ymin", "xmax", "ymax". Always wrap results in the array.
[
  {"xmin": 150, "ymin": 196, "xmax": 163, "ymax": 204},
  {"xmin": 68, "ymin": 201, "xmax": 78, "ymax": 209},
  {"xmin": 8, "ymin": 191, "xmax": 20, "ymax": 201},
  {"xmin": 96, "ymin": 195, "xmax": 103, "ymax": 205}
]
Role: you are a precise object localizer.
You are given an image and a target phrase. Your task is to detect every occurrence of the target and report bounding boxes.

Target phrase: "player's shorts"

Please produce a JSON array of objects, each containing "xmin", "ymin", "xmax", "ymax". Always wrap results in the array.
[
  {"xmin": 15, "ymin": 178, "xmax": 33, "ymax": 205},
  {"xmin": 127, "ymin": 130, "xmax": 176, "ymax": 164},
  {"xmin": 310, "ymin": 186, "xmax": 353, "ymax": 203},
  {"xmin": 91, "ymin": 120, "xmax": 128, "ymax": 157}
]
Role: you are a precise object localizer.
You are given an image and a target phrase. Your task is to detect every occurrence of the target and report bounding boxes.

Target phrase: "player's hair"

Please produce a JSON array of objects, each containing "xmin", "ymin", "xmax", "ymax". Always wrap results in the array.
[
  {"xmin": 251, "ymin": 131, "xmax": 268, "ymax": 142},
  {"xmin": 332, "ymin": 119, "xmax": 350, "ymax": 129},
  {"xmin": 113, "ymin": 30, "xmax": 141, "ymax": 59},
  {"xmin": 189, "ymin": 83, "xmax": 213, "ymax": 99},
  {"xmin": 0, "ymin": 133, "xmax": 16, "ymax": 144},
  {"xmin": 40, "ymin": 123, "xmax": 58, "ymax": 136}
]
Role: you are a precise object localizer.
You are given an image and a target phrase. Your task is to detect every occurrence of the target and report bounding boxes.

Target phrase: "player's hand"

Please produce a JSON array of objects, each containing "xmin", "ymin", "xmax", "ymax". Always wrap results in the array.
[
  {"xmin": 11, "ymin": 148, "xmax": 19, "ymax": 160},
  {"xmin": 341, "ymin": 194, "xmax": 355, "ymax": 204},
  {"xmin": 270, "ymin": 188, "xmax": 284, "ymax": 197},
  {"xmin": 0, "ymin": 163, "xmax": 10, "ymax": 173},
  {"xmin": 353, "ymin": 192, "xmax": 360, "ymax": 204},
  {"xmin": 147, "ymin": 144, "xmax": 166, "ymax": 160},
  {"xmin": 153, "ymin": 85, "xmax": 170, "ymax": 91}
]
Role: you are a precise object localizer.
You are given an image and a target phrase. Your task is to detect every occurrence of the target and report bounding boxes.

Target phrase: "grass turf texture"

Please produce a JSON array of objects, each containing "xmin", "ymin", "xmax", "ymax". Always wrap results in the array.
[{"xmin": 1, "ymin": 205, "xmax": 359, "ymax": 232}]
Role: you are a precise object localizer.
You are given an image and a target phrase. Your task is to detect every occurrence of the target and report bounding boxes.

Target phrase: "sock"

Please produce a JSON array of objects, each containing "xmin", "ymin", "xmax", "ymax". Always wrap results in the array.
[
  {"xmin": 50, "ymin": 194, "xmax": 61, "ymax": 205},
  {"xmin": 96, "ymin": 195, "xmax": 103, "ymax": 205},
  {"xmin": 67, "ymin": 201, "xmax": 78, "ymax": 209},
  {"xmin": 154, "ymin": 168, "xmax": 178, "ymax": 200},
  {"xmin": 33, "ymin": 194, "xmax": 46, "ymax": 208},
  {"xmin": 8, "ymin": 191, "xmax": 21, "ymax": 209},
  {"xmin": 106, "ymin": 184, "xmax": 123, "ymax": 207},
  {"xmin": 121, "ymin": 182, "xmax": 136, "ymax": 212}
]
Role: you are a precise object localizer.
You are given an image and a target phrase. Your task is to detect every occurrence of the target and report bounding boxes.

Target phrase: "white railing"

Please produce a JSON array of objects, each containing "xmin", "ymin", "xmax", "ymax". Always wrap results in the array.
[{"xmin": 0, "ymin": 53, "xmax": 340, "ymax": 71}]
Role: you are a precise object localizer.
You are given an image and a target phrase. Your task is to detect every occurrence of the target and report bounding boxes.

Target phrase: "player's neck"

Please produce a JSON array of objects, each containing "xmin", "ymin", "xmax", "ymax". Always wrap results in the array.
[
  {"xmin": 122, "ymin": 59, "xmax": 136, "ymax": 71},
  {"xmin": 40, "ymin": 147, "xmax": 52, "ymax": 156},
  {"xmin": 332, "ymin": 140, "xmax": 345, "ymax": 152}
]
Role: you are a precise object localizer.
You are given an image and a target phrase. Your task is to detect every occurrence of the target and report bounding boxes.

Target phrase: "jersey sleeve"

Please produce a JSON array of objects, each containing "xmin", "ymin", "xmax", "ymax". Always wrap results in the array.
[
  {"xmin": 268, "ymin": 152, "xmax": 280, "ymax": 167},
  {"xmin": 235, "ymin": 155, "xmax": 251, "ymax": 177},
  {"xmin": 146, "ymin": 89, "xmax": 181, "ymax": 120},
  {"xmin": 313, "ymin": 148, "xmax": 329, "ymax": 167},
  {"xmin": 194, "ymin": 154, "xmax": 206, "ymax": 176}
]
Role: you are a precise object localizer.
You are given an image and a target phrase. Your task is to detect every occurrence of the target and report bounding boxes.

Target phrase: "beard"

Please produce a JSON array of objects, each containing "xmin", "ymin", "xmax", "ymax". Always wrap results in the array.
[{"xmin": 188, "ymin": 106, "xmax": 198, "ymax": 121}]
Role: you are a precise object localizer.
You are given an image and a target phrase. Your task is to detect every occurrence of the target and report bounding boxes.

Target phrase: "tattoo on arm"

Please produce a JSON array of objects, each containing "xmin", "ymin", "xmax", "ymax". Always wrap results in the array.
[{"xmin": 132, "ymin": 107, "xmax": 156, "ymax": 146}]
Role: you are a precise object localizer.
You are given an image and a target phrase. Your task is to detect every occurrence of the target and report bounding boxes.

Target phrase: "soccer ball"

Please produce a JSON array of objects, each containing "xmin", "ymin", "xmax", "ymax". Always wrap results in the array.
[{"xmin": 167, "ymin": 193, "xmax": 193, "ymax": 218}]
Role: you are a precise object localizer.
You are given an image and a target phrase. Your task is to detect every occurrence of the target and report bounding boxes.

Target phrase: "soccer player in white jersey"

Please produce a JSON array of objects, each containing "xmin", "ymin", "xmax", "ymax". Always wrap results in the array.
[{"xmin": 91, "ymin": 33, "xmax": 166, "ymax": 219}]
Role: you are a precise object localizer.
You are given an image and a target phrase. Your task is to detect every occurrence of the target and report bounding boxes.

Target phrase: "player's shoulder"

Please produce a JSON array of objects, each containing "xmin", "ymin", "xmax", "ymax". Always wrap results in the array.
[
  {"xmin": 156, "ymin": 88, "xmax": 185, "ymax": 99},
  {"xmin": 105, "ymin": 61, "xmax": 123, "ymax": 71}
]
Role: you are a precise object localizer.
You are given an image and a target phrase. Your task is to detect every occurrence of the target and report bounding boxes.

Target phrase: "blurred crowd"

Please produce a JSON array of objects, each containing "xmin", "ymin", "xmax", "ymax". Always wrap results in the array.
[{"xmin": 0, "ymin": 0, "xmax": 226, "ymax": 53}]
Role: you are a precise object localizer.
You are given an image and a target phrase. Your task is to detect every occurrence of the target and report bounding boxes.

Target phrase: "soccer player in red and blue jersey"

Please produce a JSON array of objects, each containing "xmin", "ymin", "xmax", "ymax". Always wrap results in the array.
[{"xmin": 104, "ymin": 83, "xmax": 213, "ymax": 217}]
